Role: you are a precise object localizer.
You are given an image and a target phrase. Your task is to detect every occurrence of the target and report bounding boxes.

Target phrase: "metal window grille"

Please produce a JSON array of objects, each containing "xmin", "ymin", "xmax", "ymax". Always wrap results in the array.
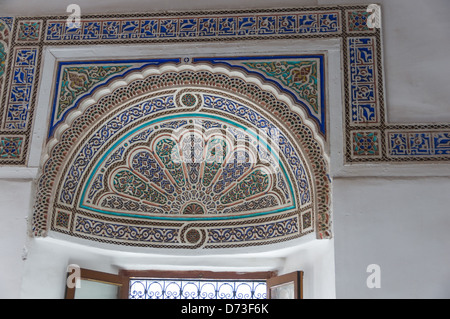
[{"xmin": 128, "ymin": 278, "xmax": 267, "ymax": 299}]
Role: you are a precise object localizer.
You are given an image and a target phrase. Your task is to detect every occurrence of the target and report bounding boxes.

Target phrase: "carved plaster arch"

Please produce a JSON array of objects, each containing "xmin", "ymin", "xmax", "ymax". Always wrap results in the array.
[{"xmin": 32, "ymin": 63, "xmax": 331, "ymax": 250}]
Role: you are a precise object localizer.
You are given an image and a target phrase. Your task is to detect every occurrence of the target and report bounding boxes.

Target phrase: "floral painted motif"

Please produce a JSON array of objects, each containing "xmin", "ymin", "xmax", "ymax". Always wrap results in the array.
[
  {"xmin": 220, "ymin": 169, "xmax": 269, "ymax": 205},
  {"xmin": 94, "ymin": 122, "xmax": 287, "ymax": 217},
  {"xmin": 0, "ymin": 21, "xmax": 8, "ymax": 78},
  {"xmin": 0, "ymin": 42, "xmax": 6, "ymax": 78},
  {"xmin": 243, "ymin": 61, "xmax": 319, "ymax": 114},
  {"xmin": 57, "ymin": 65, "xmax": 131, "ymax": 120},
  {"xmin": 112, "ymin": 169, "xmax": 168, "ymax": 205}
]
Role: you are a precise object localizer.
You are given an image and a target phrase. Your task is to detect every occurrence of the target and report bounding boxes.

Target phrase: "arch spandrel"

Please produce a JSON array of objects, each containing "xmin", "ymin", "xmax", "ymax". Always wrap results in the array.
[{"xmin": 33, "ymin": 64, "xmax": 331, "ymax": 250}]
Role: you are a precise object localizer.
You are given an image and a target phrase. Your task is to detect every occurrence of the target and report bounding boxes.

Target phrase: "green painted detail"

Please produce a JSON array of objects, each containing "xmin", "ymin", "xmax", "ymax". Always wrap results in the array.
[
  {"xmin": 57, "ymin": 65, "xmax": 131, "ymax": 120},
  {"xmin": 0, "ymin": 42, "xmax": 6, "ymax": 78},
  {"xmin": 155, "ymin": 138, "xmax": 185, "ymax": 187},
  {"xmin": 242, "ymin": 60, "xmax": 319, "ymax": 113},
  {"xmin": 220, "ymin": 169, "xmax": 269, "ymax": 205},
  {"xmin": 18, "ymin": 21, "xmax": 41, "ymax": 41},
  {"xmin": 0, "ymin": 21, "xmax": 7, "ymax": 77},
  {"xmin": 202, "ymin": 138, "xmax": 227, "ymax": 187},
  {"xmin": 113, "ymin": 169, "xmax": 167, "ymax": 205}
]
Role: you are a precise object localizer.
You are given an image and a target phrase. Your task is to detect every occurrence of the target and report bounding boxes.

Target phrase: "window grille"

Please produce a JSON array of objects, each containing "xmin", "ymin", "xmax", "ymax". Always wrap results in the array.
[{"xmin": 128, "ymin": 278, "xmax": 267, "ymax": 299}]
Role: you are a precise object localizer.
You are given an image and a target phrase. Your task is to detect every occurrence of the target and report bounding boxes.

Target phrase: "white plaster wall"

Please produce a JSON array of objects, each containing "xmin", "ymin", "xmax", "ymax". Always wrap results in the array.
[
  {"xmin": 0, "ymin": 180, "xmax": 33, "ymax": 299},
  {"xmin": 333, "ymin": 177, "xmax": 450, "ymax": 299},
  {"xmin": 280, "ymin": 239, "xmax": 336, "ymax": 298}
]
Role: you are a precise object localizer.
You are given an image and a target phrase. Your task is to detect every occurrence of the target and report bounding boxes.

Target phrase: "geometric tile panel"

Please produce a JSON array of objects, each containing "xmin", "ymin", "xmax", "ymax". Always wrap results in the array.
[
  {"xmin": 44, "ymin": 12, "xmax": 342, "ymax": 41},
  {"xmin": 387, "ymin": 130, "xmax": 450, "ymax": 158},
  {"xmin": 351, "ymin": 130, "xmax": 381, "ymax": 159},
  {"xmin": 4, "ymin": 47, "xmax": 39, "ymax": 131},
  {"xmin": 16, "ymin": 20, "xmax": 43, "ymax": 42},
  {"xmin": 348, "ymin": 37, "xmax": 379, "ymax": 124},
  {"xmin": 0, "ymin": 135, "xmax": 24, "ymax": 160},
  {"xmin": 346, "ymin": 10, "xmax": 375, "ymax": 33}
]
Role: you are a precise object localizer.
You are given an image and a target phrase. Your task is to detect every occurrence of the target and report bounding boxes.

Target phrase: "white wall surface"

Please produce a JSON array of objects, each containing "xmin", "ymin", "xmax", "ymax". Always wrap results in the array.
[
  {"xmin": 0, "ymin": 180, "xmax": 33, "ymax": 299},
  {"xmin": 333, "ymin": 177, "xmax": 450, "ymax": 299}
]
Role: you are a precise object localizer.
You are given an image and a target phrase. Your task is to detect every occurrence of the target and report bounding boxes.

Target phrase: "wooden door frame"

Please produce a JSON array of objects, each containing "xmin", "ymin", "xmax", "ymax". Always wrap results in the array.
[
  {"xmin": 65, "ymin": 268, "xmax": 128, "ymax": 299},
  {"xmin": 266, "ymin": 271, "xmax": 303, "ymax": 299}
]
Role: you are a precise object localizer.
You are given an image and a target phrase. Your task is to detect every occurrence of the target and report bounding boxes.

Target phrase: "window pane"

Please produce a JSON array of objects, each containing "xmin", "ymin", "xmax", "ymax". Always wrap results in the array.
[
  {"xmin": 74, "ymin": 279, "xmax": 119, "ymax": 299},
  {"xmin": 270, "ymin": 282, "xmax": 295, "ymax": 299},
  {"xmin": 128, "ymin": 278, "xmax": 267, "ymax": 299}
]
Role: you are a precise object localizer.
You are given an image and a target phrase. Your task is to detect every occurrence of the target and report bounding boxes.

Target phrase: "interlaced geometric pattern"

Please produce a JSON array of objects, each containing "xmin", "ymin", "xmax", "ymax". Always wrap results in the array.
[{"xmin": 0, "ymin": 136, "xmax": 24, "ymax": 159}]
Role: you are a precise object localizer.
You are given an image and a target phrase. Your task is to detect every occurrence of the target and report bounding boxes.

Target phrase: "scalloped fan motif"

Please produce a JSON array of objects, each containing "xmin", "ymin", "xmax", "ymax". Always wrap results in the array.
[{"xmin": 86, "ymin": 120, "xmax": 294, "ymax": 218}]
